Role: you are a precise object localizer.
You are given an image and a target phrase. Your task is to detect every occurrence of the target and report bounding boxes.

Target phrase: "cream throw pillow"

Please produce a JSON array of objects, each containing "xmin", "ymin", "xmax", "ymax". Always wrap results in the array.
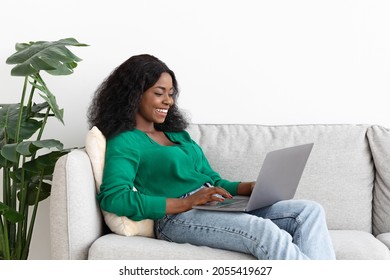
[{"xmin": 85, "ymin": 126, "xmax": 155, "ymax": 237}]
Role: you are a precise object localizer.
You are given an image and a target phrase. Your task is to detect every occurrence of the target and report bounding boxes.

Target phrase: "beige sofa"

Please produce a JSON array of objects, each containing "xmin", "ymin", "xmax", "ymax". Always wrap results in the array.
[{"xmin": 50, "ymin": 124, "xmax": 390, "ymax": 259}]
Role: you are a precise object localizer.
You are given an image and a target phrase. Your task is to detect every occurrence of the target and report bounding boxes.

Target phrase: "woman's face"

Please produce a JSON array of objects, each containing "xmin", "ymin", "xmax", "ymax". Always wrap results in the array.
[{"xmin": 136, "ymin": 72, "xmax": 174, "ymax": 127}]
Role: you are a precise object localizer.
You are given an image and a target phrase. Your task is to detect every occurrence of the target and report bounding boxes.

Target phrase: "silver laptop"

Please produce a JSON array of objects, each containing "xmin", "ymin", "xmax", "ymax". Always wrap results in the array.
[{"xmin": 193, "ymin": 143, "xmax": 314, "ymax": 212}]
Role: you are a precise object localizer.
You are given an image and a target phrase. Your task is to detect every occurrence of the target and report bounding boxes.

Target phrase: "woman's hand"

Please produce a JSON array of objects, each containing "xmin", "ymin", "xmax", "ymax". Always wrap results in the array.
[
  {"xmin": 187, "ymin": 186, "xmax": 233, "ymax": 206},
  {"xmin": 166, "ymin": 186, "xmax": 232, "ymax": 214},
  {"xmin": 236, "ymin": 181, "xmax": 256, "ymax": 196}
]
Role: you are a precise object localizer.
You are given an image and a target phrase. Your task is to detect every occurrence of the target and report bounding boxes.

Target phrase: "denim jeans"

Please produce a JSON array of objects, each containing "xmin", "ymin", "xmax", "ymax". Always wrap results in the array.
[{"xmin": 155, "ymin": 199, "xmax": 336, "ymax": 260}]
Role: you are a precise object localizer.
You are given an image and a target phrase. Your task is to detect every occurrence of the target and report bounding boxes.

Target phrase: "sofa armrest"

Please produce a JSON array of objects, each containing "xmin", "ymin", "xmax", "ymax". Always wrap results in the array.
[
  {"xmin": 376, "ymin": 233, "xmax": 390, "ymax": 250},
  {"xmin": 50, "ymin": 149, "xmax": 105, "ymax": 259}
]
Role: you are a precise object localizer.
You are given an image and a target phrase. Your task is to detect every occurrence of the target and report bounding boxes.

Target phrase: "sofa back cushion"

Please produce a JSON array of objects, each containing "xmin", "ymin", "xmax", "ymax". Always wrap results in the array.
[
  {"xmin": 367, "ymin": 125, "xmax": 390, "ymax": 236},
  {"xmin": 187, "ymin": 124, "xmax": 374, "ymax": 232}
]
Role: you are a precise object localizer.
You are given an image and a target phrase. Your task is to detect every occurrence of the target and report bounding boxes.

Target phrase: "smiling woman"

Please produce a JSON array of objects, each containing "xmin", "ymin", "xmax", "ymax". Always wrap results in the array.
[
  {"xmin": 86, "ymin": 54, "xmax": 335, "ymax": 260},
  {"xmin": 87, "ymin": 54, "xmax": 188, "ymax": 139}
]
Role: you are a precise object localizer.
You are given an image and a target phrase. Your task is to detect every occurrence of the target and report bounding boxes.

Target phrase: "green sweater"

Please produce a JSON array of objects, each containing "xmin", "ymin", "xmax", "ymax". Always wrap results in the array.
[{"xmin": 98, "ymin": 129, "xmax": 239, "ymax": 221}]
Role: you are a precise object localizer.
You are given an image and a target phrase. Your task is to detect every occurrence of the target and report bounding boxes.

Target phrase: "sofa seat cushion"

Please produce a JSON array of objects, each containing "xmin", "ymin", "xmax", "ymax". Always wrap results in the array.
[
  {"xmin": 88, "ymin": 234, "xmax": 255, "ymax": 260},
  {"xmin": 88, "ymin": 231, "xmax": 390, "ymax": 260},
  {"xmin": 329, "ymin": 230, "xmax": 390, "ymax": 259}
]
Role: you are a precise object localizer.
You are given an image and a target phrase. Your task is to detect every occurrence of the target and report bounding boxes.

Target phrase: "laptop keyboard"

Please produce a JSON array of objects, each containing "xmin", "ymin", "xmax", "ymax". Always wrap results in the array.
[{"xmin": 215, "ymin": 199, "xmax": 248, "ymax": 208}]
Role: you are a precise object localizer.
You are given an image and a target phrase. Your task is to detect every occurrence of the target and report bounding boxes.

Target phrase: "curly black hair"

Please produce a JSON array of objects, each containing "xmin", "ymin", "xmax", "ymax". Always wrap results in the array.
[{"xmin": 87, "ymin": 54, "xmax": 188, "ymax": 139}]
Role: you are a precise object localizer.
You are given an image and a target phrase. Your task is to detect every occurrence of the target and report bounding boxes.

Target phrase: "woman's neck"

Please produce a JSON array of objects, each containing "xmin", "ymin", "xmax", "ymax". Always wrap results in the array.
[{"xmin": 135, "ymin": 121, "xmax": 156, "ymax": 134}]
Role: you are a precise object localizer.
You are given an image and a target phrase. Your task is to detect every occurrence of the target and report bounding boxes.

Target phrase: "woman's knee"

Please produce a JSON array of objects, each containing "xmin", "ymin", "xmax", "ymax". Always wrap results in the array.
[{"xmin": 302, "ymin": 200, "xmax": 325, "ymax": 215}]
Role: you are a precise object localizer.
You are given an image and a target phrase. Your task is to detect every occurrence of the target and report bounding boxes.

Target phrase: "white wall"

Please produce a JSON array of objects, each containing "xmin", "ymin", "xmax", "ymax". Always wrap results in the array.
[{"xmin": 1, "ymin": 0, "xmax": 389, "ymax": 259}]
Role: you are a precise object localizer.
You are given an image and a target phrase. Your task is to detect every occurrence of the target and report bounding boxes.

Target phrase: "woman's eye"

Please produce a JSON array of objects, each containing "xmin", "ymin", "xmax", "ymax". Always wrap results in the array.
[{"xmin": 154, "ymin": 92, "xmax": 163, "ymax": 96}]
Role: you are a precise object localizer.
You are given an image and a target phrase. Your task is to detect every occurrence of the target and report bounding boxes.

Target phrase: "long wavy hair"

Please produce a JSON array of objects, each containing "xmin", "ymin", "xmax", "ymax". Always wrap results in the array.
[{"xmin": 88, "ymin": 54, "xmax": 188, "ymax": 139}]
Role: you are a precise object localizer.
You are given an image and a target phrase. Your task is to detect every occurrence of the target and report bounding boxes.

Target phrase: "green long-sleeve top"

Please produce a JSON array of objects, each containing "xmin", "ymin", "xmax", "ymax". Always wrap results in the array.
[{"xmin": 98, "ymin": 129, "xmax": 240, "ymax": 221}]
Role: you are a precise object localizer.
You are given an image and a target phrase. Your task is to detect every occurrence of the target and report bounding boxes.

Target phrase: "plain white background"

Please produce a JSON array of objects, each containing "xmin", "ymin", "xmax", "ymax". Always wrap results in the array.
[{"xmin": 1, "ymin": 0, "xmax": 389, "ymax": 259}]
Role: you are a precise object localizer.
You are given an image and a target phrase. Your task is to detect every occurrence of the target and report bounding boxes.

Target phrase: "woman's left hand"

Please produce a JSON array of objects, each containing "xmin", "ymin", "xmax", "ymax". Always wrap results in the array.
[{"xmin": 236, "ymin": 181, "xmax": 256, "ymax": 196}]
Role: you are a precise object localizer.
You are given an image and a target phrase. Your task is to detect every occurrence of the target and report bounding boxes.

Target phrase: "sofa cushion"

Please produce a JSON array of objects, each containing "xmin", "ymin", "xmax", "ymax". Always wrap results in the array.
[
  {"xmin": 85, "ymin": 126, "xmax": 154, "ymax": 237},
  {"xmin": 329, "ymin": 230, "xmax": 390, "ymax": 259},
  {"xmin": 87, "ymin": 231, "xmax": 390, "ymax": 260},
  {"xmin": 187, "ymin": 124, "xmax": 374, "ymax": 232},
  {"xmin": 366, "ymin": 125, "xmax": 390, "ymax": 236},
  {"xmin": 88, "ymin": 234, "xmax": 256, "ymax": 260}
]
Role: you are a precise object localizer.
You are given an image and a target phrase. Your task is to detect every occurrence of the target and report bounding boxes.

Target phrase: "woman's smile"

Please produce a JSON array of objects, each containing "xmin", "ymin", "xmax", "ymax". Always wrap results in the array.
[{"xmin": 156, "ymin": 108, "xmax": 169, "ymax": 115}]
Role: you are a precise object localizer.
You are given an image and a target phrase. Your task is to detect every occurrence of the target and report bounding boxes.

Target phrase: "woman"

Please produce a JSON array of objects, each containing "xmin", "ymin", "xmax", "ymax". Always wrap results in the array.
[{"xmin": 88, "ymin": 54, "xmax": 335, "ymax": 259}]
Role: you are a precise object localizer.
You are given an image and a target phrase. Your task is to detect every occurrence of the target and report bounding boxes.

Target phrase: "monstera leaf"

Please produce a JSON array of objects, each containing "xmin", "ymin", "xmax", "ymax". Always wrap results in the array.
[
  {"xmin": 0, "ymin": 202, "xmax": 24, "ymax": 223},
  {"xmin": 6, "ymin": 38, "xmax": 88, "ymax": 76},
  {"xmin": 1, "ymin": 139, "xmax": 63, "ymax": 162},
  {"xmin": 31, "ymin": 74, "xmax": 65, "ymax": 124},
  {"xmin": 0, "ymin": 104, "xmax": 42, "ymax": 142}
]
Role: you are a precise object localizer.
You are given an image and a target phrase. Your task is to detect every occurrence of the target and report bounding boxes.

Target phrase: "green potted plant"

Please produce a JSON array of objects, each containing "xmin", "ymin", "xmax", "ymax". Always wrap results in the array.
[{"xmin": 0, "ymin": 38, "xmax": 88, "ymax": 259}]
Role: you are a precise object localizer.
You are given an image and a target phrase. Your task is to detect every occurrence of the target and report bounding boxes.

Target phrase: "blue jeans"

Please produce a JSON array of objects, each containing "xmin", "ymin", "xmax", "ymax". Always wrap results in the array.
[{"xmin": 155, "ymin": 199, "xmax": 336, "ymax": 260}]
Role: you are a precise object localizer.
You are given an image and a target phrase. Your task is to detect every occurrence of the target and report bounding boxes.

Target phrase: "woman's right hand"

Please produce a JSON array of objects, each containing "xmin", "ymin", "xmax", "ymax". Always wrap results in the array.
[
  {"xmin": 186, "ymin": 186, "xmax": 233, "ymax": 206},
  {"xmin": 165, "ymin": 186, "xmax": 232, "ymax": 214}
]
